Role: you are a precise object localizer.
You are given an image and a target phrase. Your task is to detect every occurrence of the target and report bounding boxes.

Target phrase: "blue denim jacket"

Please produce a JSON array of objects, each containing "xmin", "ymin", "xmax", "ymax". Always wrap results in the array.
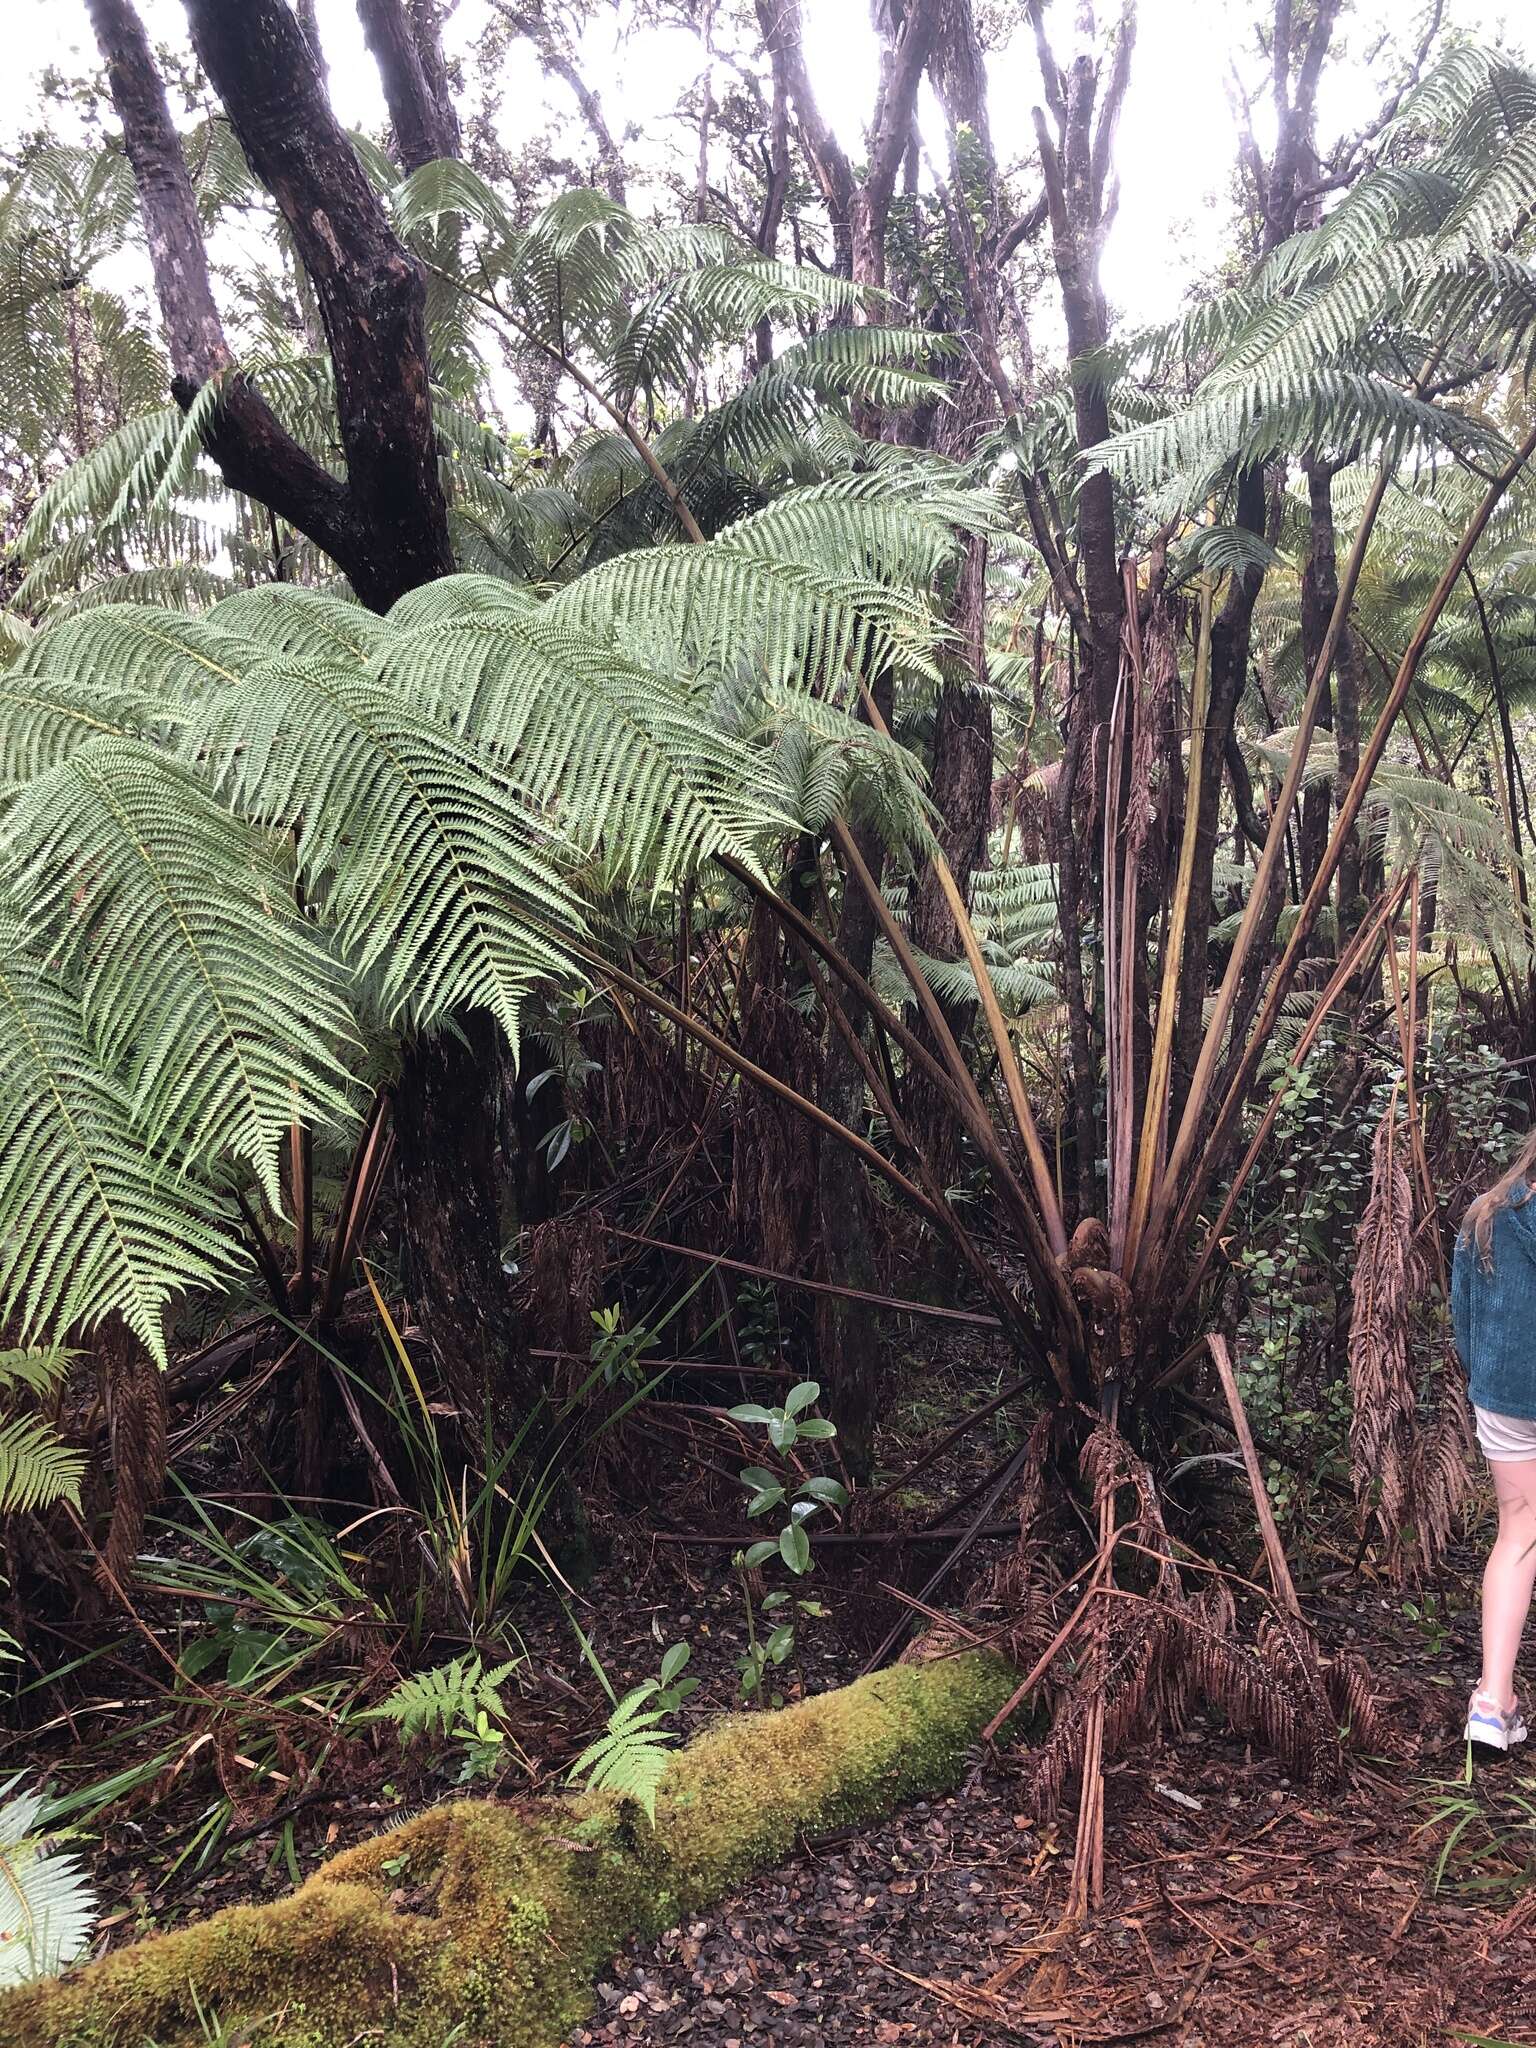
[{"xmin": 1451, "ymin": 1193, "xmax": 1536, "ymax": 1419}]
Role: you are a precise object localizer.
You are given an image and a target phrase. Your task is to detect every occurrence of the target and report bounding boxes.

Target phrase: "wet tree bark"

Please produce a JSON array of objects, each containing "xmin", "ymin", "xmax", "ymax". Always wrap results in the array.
[
  {"xmin": 356, "ymin": 0, "xmax": 462, "ymax": 170},
  {"xmin": 184, "ymin": 0, "xmax": 454, "ymax": 610},
  {"xmin": 1169, "ymin": 466, "xmax": 1269, "ymax": 1125},
  {"xmin": 1297, "ymin": 456, "xmax": 1344, "ymax": 908}
]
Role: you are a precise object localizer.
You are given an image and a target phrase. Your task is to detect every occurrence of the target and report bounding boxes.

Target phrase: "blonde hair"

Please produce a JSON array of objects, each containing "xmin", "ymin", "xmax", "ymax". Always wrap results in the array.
[{"xmin": 1461, "ymin": 1126, "xmax": 1536, "ymax": 1264}]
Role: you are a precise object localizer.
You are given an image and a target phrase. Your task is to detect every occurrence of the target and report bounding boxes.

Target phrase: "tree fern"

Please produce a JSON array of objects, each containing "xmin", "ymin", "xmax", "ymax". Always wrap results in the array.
[
  {"xmin": 0, "ymin": 458, "xmax": 964, "ymax": 1359},
  {"xmin": 1081, "ymin": 50, "xmax": 1536, "ymax": 509},
  {"xmin": 0, "ymin": 927, "xmax": 243, "ymax": 1364},
  {"xmin": 187, "ymin": 652, "xmax": 584, "ymax": 1043},
  {"xmin": 371, "ymin": 589, "xmax": 791, "ymax": 891}
]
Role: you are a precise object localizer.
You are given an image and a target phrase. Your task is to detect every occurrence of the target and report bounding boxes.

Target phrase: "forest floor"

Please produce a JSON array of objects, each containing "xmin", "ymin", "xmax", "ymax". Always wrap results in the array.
[
  {"xmin": 566, "ymin": 1554, "xmax": 1536, "ymax": 2048},
  {"xmin": 10, "ymin": 1341, "xmax": 1536, "ymax": 2047}
]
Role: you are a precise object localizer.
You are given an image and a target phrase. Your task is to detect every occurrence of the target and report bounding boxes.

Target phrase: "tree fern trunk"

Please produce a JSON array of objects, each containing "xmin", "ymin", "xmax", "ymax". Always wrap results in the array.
[
  {"xmin": 1297, "ymin": 457, "xmax": 1342, "ymax": 913},
  {"xmin": 907, "ymin": 534, "xmax": 995, "ymax": 1190},
  {"xmin": 392, "ymin": 1013, "xmax": 539, "ymax": 1434},
  {"xmin": 815, "ymin": 673, "xmax": 896, "ymax": 1482}
]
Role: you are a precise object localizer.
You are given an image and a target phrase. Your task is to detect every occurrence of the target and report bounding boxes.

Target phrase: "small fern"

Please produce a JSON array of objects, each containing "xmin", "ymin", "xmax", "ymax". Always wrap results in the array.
[
  {"xmin": 369, "ymin": 1654, "xmax": 522, "ymax": 1742},
  {"xmin": 0, "ymin": 1347, "xmax": 82, "ymax": 1517},
  {"xmin": 566, "ymin": 1680, "xmax": 680, "ymax": 1823},
  {"xmin": 0, "ymin": 1778, "xmax": 98, "ymax": 1988}
]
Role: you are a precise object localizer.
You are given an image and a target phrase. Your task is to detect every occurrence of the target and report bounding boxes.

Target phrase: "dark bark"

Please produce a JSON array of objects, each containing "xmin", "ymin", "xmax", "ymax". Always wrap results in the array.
[
  {"xmin": 752, "ymin": 43, "xmax": 793, "ymax": 368},
  {"xmin": 295, "ymin": 0, "xmax": 328, "ymax": 80},
  {"xmin": 907, "ymin": 538, "xmax": 995, "ymax": 1182},
  {"xmin": 1334, "ymin": 575, "xmax": 1365, "ymax": 926},
  {"xmin": 1053, "ymin": 663, "xmax": 1099, "ymax": 1221},
  {"xmin": 1297, "ymin": 456, "xmax": 1345, "ymax": 904},
  {"xmin": 1169, "ymin": 464, "xmax": 1268, "ymax": 1127},
  {"xmin": 184, "ymin": 0, "xmax": 453, "ymax": 610},
  {"xmin": 87, "ymin": 0, "xmax": 358, "ymax": 568},
  {"xmin": 357, "ymin": 0, "xmax": 462, "ymax": 171},
  {"xmin": 392, "ymin": 1013, "xmax": 540, "ymax": 1431}
]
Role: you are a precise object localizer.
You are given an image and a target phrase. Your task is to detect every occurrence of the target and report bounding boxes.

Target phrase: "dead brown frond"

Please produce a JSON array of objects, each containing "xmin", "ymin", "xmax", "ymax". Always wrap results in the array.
[
  {"xmin": 989, "ymin": 1419, "xmax": 1352, "ymax": 1827},
  {"xmin": 1400, "ymin": 1338, "xmax": 1476, "ymax": 1580},
  {"xmin": 521, "ymin": 1210, "xmax": 607, "ymax": 1386},
  {"xmin": 1348, "ymin": 1105, "xmax": 1471, "ymax": 1583},
  {"xmin": 100, "ymin": 1322, "xmax": 168, "ymax": 1586},
  {"xmin": 988, "ymin": 1405, "xmax": 1072, "ymax": 1651}
]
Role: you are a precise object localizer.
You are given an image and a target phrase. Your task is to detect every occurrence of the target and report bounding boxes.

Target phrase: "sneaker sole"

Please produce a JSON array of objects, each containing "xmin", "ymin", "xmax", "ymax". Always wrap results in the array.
[{"xmin": 1466, "ymin": 1721, "xmax": 1529, "ymax": 1750}]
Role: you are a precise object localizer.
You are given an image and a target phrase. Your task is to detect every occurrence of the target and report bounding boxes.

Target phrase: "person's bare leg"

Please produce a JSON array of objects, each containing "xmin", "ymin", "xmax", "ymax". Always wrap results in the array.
[{"xmin": 1480, "ymin": 1454, "xmax": 1536, "ymax": 1711}]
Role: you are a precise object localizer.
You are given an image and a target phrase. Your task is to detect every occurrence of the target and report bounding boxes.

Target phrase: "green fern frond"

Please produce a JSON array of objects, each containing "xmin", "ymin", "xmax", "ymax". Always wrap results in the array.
[
  {"xmin": 7, "ymin": 739, "xmax": 360, "ymax": 1204},
  {"xmin": 0, "ymin": 1780, "xmax": 98, "ymax": 1988},
  {"xmin": 372, "ymin": 584, "xmax": 790, "ymax": 889},
  {"xmin": 0, "ymin": 925, "xmax": 243, "ymax": 1364},
  {"xmin": 206, "ymin": 587, "xmax": 386, "ymax": 664},
  {"xmin": 566, "ymin": 1682, "xmax": 677, "ymax": 1823},
  {"xmin": 0, "ymin": 1346, "xmax": 72, "ymax": 1400},
  {"xmin": 0, "ymin": 1415, "xmax": 85, "ymax": 1516},
  {"xmin": 187, "ymin": 654, "xmax": 585, "ymax": 1041},
  {"xmin": 370, "ymin": 1654, "xmax": 522, "ymax": 1741}
]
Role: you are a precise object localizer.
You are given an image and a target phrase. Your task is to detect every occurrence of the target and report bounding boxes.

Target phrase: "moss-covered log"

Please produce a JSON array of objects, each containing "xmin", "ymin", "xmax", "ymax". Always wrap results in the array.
[{"xmin": 3, "ymin": 1652, "xmax": 1018, "ymax": 2048}]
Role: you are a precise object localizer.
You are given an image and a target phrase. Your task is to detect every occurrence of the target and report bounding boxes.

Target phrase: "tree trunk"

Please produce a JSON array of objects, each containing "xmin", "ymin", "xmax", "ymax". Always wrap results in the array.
[
  {"xmin": 1296, "ymin": 456, "xmax": 1341, "ymax": 909},
  {"xmin": 391, "ymin": 1013, "xmax": 539, "ymax": 1435},
  {"xmin": 357, "ymin": 0, "xmax": 462, "ymax": 170},
  {"xmin": 907, "ymin": 539, "xmax": 995, "ymax": 1186},
  {"xmin": 184, "ymin": 0, "xmax": 454, "ymax": 610},
  {"xmin": 1169, "ymin": 466, "xmax": 1268, "ymax": 1126},
  {"xmin": 814, "ymin": 674, "xmax": 895, "ymax": 1481}
]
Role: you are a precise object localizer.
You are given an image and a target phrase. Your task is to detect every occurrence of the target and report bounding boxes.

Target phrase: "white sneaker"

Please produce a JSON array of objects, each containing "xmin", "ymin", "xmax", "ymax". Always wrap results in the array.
[{"xmin": 1465, "ymin": 1690, "xmax": 1530, "ymax": 1750}]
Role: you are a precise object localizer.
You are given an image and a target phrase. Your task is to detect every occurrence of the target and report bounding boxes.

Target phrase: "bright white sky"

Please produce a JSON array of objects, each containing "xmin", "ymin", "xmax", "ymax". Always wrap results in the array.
[{"xmin": 4, "ymin": 0, "xmax": 1525, "ymax": 328}]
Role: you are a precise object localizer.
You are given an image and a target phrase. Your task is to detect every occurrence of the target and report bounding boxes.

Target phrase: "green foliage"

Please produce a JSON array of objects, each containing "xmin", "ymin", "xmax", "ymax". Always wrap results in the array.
[
  {"xmin": 1082, "ymin": 50, "xmax": 1536, "ymax": 512},
  {"xmin": 0, "ymin": 1345, "xmax": 81, "ymax": 1619},
  {"xmin": 727, "ymin": 1383, "xmax": 845, "ymax": 1700},
  {"xmin": 0, "ymin": 475, "xmax": 955, "ymax": 1360},
  {"xmin": 565, "ymin": 1645, "xmax": 698, "ymax": 1824},
  {"xmin": 8, "ymin": 741, "xmax": 359, "ymax": 1206},
  {"xmin": 371, "ymin": 1655, "xmax": 525, "ymax": 1746},
  {"xmin": 0, "ymin": 934, "xmax": 243, "ymax": 1364},
  {"xmin": 0, "ymin": 1779, "xmax": 98, "ymax": 1990}
]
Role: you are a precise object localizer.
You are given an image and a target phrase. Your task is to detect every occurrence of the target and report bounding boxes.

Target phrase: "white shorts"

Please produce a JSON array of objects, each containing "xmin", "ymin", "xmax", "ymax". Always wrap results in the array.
[{"xmin": 1474, "ymin": 1405, "xmax": 1536, "ymax": 1461}]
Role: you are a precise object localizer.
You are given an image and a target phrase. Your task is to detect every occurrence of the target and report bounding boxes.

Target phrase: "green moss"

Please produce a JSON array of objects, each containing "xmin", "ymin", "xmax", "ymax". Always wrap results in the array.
[{"xmin": 1, "ymin": 1652, "xmax": 1020, "ymax": 2048}]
